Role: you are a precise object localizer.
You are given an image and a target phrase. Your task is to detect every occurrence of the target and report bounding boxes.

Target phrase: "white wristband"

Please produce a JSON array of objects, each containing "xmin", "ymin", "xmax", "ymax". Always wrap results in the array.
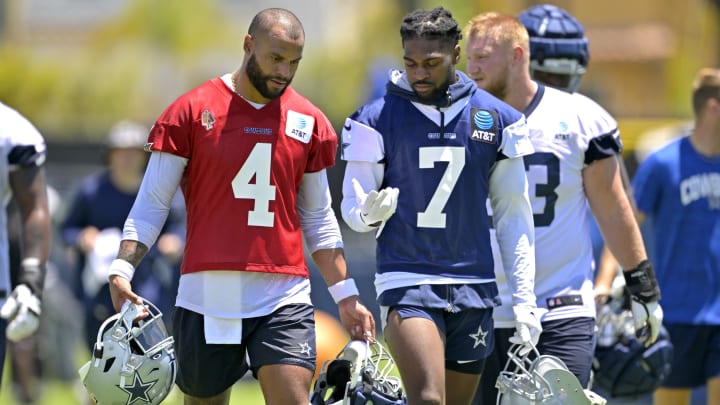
[
  {"xmin": 108, "ymin": 259, "xmax": 136, "ymax": 282},
  {"xmin": 328, "ymin": 278, "xmax": 359, "ymax": 303}
]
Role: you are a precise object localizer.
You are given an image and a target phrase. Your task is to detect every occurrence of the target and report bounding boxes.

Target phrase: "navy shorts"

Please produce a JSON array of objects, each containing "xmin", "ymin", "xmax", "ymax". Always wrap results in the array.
[
  {"xmin": 172, "ymin": 304, "xmax": 316, "ymax": 398},
  {"xmin": 379, "ymin": 283, "xmax": 497, "ymax": 374},
  {"xmin": 473, "ymin": 317, "xmax": 596, "ymax": 405},
  {"xmin": 663, "ymin": 324, "xmax": 720, "ymax": 388}
]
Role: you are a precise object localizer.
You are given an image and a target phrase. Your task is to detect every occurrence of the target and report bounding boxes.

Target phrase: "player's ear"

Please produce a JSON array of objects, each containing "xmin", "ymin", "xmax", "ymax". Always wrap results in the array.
[{"xmin": 243, "ymin": 34, "xmax": 253, "ymax": 53}]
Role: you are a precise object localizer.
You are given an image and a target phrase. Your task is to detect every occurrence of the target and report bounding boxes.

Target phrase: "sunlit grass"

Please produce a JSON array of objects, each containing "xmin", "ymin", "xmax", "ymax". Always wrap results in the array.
[
  {"xmin": 0, "ymin": 377, "xmax": 266, "ymax": 405},
  {"xmin": 0, "ymin": 351, "xmax": 266, "ymax": 405}
]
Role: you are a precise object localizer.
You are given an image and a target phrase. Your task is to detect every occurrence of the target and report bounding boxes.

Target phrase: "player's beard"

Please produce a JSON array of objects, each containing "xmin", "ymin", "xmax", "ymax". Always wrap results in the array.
[
  {"xmin": 478, "ymin": 65, "xmax": 511, "ymax": 102},
  {"xmin": 412, "ymin": 64, "xmax": 454, "ymax": 105},
  {"xmin": 246, "ymin": 54, "xmax": 292, "ymax": 100}
]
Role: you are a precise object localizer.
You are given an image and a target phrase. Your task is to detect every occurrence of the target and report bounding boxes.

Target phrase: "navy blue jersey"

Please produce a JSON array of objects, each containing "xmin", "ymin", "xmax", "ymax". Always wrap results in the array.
[{"xmin": 342, "ymin": 71, "xmax": 532, "ymax": 280}]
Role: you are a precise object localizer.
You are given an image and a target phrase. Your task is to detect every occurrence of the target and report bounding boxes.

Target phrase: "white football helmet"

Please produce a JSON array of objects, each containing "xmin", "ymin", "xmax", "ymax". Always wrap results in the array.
[
  {"xmin": 496, "ymin": 344, "xmax": 606, "ymax": 405},
  {"xmin": 78, "ymin": 298, "xmax": 176, "ymax": 405},
  {"xmin": 310, "ymin": 337, "xmax": 406, "ymax": 405}
]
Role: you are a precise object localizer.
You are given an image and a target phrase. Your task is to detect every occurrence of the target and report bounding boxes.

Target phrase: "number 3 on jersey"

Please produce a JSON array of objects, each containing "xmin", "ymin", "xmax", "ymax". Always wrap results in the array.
[
  {"xmin": 524, "ymin": 152, "xmax": 559, "ymax": 227},
  {"xmin": 231, "ymin": 143, "xmax": 276, "ymax": 227},
  {"xmin": 486, "ymin": 151, "xmax": 560, "ymax": 228}
]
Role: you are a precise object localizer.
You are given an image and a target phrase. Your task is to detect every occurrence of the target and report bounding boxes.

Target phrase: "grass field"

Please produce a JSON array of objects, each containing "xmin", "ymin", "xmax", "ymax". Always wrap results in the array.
[
  {"xmin": 0, "ymin": 357, "xmax": 267, "ymax": 405},
  {"xmin": 0, "ymin": 377, "xmax": 267, "ymax": 404}
]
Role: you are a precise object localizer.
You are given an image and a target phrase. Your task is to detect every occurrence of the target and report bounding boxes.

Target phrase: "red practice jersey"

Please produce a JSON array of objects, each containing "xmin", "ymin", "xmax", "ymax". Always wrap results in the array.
[{"xmin": 147, "ymin": 77, "xmax": 338, "ymax": 277}]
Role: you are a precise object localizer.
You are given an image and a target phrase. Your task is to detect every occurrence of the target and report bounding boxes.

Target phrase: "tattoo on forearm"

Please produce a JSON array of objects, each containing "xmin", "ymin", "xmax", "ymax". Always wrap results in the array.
[{"xmin": 117, "ymin": 241, "xmax": 149, "ymax": 268}]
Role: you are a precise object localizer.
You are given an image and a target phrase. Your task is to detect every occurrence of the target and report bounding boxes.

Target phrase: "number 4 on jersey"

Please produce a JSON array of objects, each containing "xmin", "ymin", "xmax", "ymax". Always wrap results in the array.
[{"xmin": 231, "ymin": 143, "xmax": 276, "ymax": 227}]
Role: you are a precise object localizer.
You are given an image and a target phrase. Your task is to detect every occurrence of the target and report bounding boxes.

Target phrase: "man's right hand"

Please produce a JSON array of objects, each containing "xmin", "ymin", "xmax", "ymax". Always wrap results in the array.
[
  {"xmin": 108, "ymin": 274, "xmax": 142, "ymax": 313},
  {"xmin": 509, "ymin": 304, "xmax": 542, "ymax": 354}
]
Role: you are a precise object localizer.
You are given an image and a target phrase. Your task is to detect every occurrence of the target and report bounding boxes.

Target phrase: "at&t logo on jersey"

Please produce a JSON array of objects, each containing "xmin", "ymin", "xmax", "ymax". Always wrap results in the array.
[
  {"xmin": 470, "ymin": 108, "xmax": 498, "ymax": 144},
  {"xmin": 285, "ymin": 110, "xmax": 314, "ymax": 144}
]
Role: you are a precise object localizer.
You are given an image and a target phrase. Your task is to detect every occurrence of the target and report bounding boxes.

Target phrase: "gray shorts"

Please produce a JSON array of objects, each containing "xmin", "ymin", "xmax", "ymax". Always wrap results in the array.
[{"xmin": 172, "ymin": 304, "xmax": 316, "ymax": 398}]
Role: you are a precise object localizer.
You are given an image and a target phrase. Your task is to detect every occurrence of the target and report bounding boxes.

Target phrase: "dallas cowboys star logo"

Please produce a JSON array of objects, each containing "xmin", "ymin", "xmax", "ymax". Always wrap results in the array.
[
  {"xmin": 298, "ymin": 340, "xmax": 312, "ymax": 356},
  {"xmin": 117, "ymin": 372, "xmax": 157, "ymax": 404},
  {"xmin": 469, "ymin": 324, "xmax": 488, "ymax": 349}
]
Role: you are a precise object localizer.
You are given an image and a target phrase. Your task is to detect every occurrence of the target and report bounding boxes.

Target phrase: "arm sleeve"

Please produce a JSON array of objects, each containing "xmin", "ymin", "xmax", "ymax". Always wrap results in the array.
[
  {"xmin": 340, "ymin": 160, "xmax": 385, "ymax": 233},
  {"xmin": 297, "ymin": 169, "xmax": 344, "ymax": 252},
  {"xmin": 489, "ymin": 157, "xmax": 536, "ymax": 307},
  {"xmin": 498, "ymin": 115, "xmax": 534, "ymax": 159},
  {"xmin": 122, "ymin": 152, "xmax": 187, "ymax": 248}
]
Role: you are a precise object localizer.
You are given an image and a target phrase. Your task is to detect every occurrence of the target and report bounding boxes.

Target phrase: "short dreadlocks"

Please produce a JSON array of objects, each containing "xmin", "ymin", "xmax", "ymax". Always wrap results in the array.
[{"xmin": 400, "ymin": 7, "xmax": 462, "ymax": 48}]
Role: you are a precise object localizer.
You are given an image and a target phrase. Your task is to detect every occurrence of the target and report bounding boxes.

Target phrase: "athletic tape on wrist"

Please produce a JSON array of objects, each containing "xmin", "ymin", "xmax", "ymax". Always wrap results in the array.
[
  {"xmin": 108, "ymin": 259, "xmax": 136, "ymax": 282},
  {"xmin": 19, "ymin": 257, "xmax": 45, "ymax": 297},
  {"xmin": 328, "ymin": 278, "xmax": 359, "ymax": 303}
]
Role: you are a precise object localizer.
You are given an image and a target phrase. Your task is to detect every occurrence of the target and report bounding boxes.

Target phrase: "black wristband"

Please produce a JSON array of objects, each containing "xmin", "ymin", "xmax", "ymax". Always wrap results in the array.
[
  {"xmin": 623, "ymin": 260, "xmax": 661, "ymax": 303},
  {"xmin": 18, "ymin": 260, "xmax": 46, "ymax": 299}
]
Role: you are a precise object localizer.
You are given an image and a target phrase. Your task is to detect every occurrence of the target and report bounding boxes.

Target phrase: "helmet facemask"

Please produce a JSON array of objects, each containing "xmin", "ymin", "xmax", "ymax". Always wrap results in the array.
[
  {"xmin": 79, "ymin": 299, "xmax": 176, "ymax": 405},
  {"xmin": 310, "ymin": 337, "xmax": 406, "ymax": 405},
  {"xmin": 496, "ymin": 343, "xmax": 607, "ymax": 405}
]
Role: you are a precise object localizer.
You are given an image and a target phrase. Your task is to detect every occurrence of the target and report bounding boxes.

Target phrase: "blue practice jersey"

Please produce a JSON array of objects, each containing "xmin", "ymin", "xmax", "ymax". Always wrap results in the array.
[
  {"xmin": 633, "ymin": 136, "xmax": 720, "ymax": 324},
  {"xmin": 342, "ymin": 70, "xmax": 532, "ymax": 281}
]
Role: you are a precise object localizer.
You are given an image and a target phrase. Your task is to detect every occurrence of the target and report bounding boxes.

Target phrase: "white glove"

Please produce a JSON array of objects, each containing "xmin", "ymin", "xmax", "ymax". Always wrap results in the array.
[
  {"xmin": 509, "ymin": 305, "xmax": 542, "ymax": 354},
  {"xmin": 351, "ymin": 178, "xmax": 399, "ymax": 226},
  {"xmin": 630, "ymin": 299, "xmax": 663, "ymax": 347},
  {"xmin": 0, "ymin": 284, "xmax": 41, "ymax": 342}
]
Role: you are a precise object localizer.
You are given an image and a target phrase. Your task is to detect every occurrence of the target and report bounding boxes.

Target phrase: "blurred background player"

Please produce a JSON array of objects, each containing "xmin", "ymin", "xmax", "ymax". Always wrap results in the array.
[
  {"xmin": 341, "ymin": 7, "xmax": 541, "ymax": 404},
  {"xmin": 464, "ymin": 6, "xmax": 663, "ymax": 403},
  {"xmin": 59, "ymin": 120, "xmax": 185, "ymax": 351},
  {"xmin": 612, "ymin": 68, "xmax": 719, "ymax": 405},
  {"xmin": 0, "ymin": 102, "xmax": 51, "ymax": 390}
]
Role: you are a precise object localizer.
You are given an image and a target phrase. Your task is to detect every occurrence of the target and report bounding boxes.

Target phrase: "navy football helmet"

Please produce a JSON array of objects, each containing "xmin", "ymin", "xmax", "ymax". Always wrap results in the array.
[
  {"xmin": 518, "ymin": 4, "xmax": 589, "ymax": 92},
  {"xmin": 592, "ymin": 294, "xmax": 673, "ymax": 399},
  {"xmin": 310, "ymin": 338, "xmax": 406, "ymax": 405}
]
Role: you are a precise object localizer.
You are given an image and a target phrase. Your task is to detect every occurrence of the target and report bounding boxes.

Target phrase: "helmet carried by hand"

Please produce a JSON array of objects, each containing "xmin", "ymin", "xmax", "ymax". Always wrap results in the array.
[
  {"xmin": 593, "ymin": 294, "xmax": 673, "ymax": 399},
  {"xmin": 78, "ymin": 298, "xmax": 176, "ymax": 405},
  {"xmin": 497, "ymin": 343, "xmax": 607, "ymax": 404},
  {"xmin": 310, "ymin": 338, "xmax": 406, "ymax": 405}
]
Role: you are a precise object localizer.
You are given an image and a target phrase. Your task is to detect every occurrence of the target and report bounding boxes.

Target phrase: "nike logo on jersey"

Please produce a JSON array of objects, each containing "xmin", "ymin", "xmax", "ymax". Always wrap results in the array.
[
  {"xmin": 343, "ymin": 122, "xmax": 351, "ymax": 131},
  {"xmin": 470, "ymin": 108, "xmax": 498, "ymax": 144},
  {"xmin": 285, "ymin": 110, "xmax": 314, "ymax": 144}
]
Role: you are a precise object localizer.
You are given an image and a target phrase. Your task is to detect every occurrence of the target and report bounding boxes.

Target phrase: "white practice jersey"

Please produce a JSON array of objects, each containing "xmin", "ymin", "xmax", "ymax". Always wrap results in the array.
[
  {"xmin": 0, "ymin": 103, "xmax": 47, "ymax": 303},
  {"xmin": 491, "ymin": 85, "xmax": 621, "ymax": 327}
]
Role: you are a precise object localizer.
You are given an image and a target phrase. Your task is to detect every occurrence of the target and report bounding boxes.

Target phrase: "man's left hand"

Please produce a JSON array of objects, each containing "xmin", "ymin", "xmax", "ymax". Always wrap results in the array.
[
  {"xmin": 630, "ymin": 299, "xmax": 663, "ymax": 346},
  {"xmin": 337, "ymin": 296, "xmax": 376, "ymax": 340}
]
